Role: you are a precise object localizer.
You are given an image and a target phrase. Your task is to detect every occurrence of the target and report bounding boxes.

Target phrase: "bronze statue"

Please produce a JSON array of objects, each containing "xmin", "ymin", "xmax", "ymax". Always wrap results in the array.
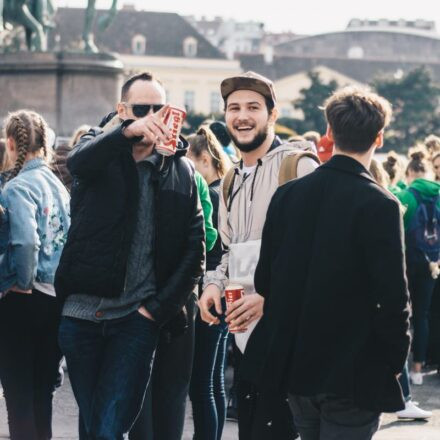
[
  {"xmin": 1, "ymin": 0, "xmax": 55, "ymax": 51},
  {"xmin": 1, "ymin": 0, "xmax": 118, "ymax": 53},
  {"xmin": 83, "ymin": 0, "xmax": 119, "ymax": 53}
]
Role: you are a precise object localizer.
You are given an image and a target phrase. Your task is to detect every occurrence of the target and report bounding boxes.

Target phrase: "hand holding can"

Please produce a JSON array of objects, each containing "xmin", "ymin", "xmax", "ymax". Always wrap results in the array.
[
  {"xmin": 225, "ymin": 284, "xmax": 246, "ymax": 333},
  {"xmin": 155, "ymin": 105, "xmax": 186, "ymax": 156}
]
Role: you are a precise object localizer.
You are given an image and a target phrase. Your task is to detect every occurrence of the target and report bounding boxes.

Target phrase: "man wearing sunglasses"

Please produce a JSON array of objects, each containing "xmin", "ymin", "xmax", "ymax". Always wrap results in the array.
[{"xmin": 56, "ymin": 72, "xmax": 205, "ymax": 439}]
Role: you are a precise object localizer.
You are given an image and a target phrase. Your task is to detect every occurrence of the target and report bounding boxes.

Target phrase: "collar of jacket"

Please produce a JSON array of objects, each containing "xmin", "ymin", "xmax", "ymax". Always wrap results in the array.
[
  {"xmin": 268, "ymin": 135, "xmax": 283, "ymax": 152},
  {"xmin": 20, "ymin": 157, "xmax": 47, "ymax": 173},
  {"xmin": 322, "ymin": 154, "xmax": 376, "ymax": 183}
]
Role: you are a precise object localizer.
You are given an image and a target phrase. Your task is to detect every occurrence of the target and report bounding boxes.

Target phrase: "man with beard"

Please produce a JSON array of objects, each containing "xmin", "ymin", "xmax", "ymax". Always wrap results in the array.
[
  {"xmin": 56, "ymin": 72, "xmax": 205, "ymax": 439},
  {"xmin": 199, "ymin": 71, "xmax": 320, "ymax": 440}
]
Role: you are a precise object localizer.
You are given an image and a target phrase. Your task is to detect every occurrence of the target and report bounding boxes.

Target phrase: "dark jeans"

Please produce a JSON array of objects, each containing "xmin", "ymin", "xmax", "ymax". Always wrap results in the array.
[
  {"xmin": 407, "ymin": 261, "xmax": 436, "ymax": 363},
  {"xmin": 189, "ymin": 299, "xmax": 229, "ymax": 440},
  {"xmin": 0, "ymin": 290, "xmax": 62, "ymax": 440},
  {"xmin": 237, "ymin": 351, "xmax": 297, "ymax": 440},
  {"xmin": 58, "ymin": 311, "xmax": 159, "ymax": 440},
  {"xmin": 130, "ymin": 293, "xmax": 197, "ymax": 440},
  {"xmin": 398, "ymin": 362, "xmax": 411, "ymax": 402},
  {"xmin": 288, "ymin": 394, "xmax": 381, "ymax": 440}
]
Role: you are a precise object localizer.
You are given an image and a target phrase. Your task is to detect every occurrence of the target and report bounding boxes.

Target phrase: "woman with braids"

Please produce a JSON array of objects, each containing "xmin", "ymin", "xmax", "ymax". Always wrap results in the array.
[
  {"xmin": 396, "ymin": 146, "xmax": 440, "ymax": 386},
  {"xmin": 187, "ymin": 126, "xmax": 231, "ymax": 440},
  {"xmin": 0, "ymin": 110, "xmax": 70, "ymax": 440}
]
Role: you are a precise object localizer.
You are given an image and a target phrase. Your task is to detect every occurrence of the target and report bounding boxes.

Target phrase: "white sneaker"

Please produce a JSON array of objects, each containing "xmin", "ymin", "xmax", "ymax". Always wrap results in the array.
[
  {"xmin": 410, "ymin": 371, "xmax": 423, "ymax": 385},
  {"xmin": 396, "ymin": 400, "xmax": 432, "ymax": 419}
]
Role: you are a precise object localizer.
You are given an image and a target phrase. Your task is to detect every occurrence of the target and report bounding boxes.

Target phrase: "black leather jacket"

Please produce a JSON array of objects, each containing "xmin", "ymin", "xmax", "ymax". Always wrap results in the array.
[{"xmin": 55, "ymin": 119, "xmax": 205, "ymax": 327}]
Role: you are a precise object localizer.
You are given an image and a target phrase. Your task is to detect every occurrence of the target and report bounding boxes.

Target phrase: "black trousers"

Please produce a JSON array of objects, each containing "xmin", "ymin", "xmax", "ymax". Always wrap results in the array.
[
  {"xmin": 130, "ymin": 293, "xmax": 197, "ymax": 440},
  {"xmin": 0, "ymin": 290, "xmax": 62, "ymax": 440},
  {"xmin": 236, "ymin": 351, "xmax": 298, "ymax": 440},
  {"xmin": 288, "ymin": 394, "xmax": 380, "ymax": 440}
]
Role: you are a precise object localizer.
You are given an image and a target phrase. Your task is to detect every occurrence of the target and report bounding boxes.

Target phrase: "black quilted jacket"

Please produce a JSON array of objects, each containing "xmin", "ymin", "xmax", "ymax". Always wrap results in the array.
[{"xmin": 54, "ymin": 118, "xmax": 205, "ymax": 327}]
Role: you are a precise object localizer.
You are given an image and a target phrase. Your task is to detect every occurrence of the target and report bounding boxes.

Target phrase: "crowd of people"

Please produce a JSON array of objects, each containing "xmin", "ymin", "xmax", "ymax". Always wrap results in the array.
[{"xmin": 0, "ymin": 69, "xmax": 438, "ymax": 440}]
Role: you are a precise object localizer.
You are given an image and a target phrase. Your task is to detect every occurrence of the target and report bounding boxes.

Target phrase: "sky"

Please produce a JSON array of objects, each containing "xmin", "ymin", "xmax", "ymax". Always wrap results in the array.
[{"xmin": 58, "ymin": 0, "xmax": 440, "ymax": 35}]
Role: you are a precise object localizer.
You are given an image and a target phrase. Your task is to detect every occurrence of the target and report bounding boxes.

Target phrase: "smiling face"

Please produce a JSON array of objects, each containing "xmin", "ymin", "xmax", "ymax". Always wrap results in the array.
[{"xmin": 224, "ymin": 89, "xmax": 277, "ymax": 153}]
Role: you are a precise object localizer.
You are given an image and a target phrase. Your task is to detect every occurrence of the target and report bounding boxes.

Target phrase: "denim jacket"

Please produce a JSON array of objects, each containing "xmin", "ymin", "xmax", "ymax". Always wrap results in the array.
[{"xmin": 0, "ymin": 158, "xmax": 70, "ymax": 292}]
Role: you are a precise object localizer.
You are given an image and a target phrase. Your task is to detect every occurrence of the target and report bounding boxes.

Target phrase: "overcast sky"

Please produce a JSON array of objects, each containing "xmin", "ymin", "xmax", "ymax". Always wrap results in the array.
[{"xmin": 58, "ymin": 0, "xmax": 439, "ymax": 35}]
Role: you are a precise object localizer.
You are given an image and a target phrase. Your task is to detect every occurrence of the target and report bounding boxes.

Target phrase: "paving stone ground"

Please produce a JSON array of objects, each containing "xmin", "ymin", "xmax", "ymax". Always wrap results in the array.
[{"xmin": 1, "ymin": 368, "xmax": 439, "ymax": 439}]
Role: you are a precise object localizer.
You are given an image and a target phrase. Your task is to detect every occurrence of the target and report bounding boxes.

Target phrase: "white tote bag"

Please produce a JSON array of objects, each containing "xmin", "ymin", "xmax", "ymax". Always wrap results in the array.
[{"xmin": 228, "ymin": 239, "xmax": 261, "ymax": 353}]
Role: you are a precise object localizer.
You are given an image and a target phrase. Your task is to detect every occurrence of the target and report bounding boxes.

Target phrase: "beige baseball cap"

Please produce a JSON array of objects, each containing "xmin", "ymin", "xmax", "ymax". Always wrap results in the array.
[{"xmin": 221, "ymin": 71, "xmax": 277, "ymax": 106}]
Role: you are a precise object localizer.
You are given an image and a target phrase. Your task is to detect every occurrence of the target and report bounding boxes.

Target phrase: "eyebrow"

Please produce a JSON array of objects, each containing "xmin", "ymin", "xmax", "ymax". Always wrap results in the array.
[{"xmin": 227, "ymin": 101, "xmax": 262, "ymax": 107}]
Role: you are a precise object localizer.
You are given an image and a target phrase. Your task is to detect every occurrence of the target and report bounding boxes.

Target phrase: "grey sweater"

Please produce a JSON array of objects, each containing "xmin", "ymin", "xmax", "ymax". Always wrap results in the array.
[{"xmin": 62, "ymin": 161, "xmax": 156, "ymax": 322}]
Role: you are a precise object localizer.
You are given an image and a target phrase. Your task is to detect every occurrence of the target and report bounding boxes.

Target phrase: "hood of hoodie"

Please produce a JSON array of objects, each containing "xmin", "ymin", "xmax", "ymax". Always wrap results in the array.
[
  {"xmin": 409, "ymin": 178, "xmax": 440, "ymax": 198},
  {"xmin": 100, "ymin": 112, "xmax": 188, "ymax": 157},
  {"xmin": 260, "ymin": 139, "xmax": 317, "ymax": 164}
]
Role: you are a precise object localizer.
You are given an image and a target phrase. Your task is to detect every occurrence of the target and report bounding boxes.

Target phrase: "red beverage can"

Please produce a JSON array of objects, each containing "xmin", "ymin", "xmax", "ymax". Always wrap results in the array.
[
  {"xmin": 225, "ymin": 284, "xmax": 244, "ymax": 309},
  {"xmin": 156, "ymin": 105, "xmax": 186, "ymax": 156}
]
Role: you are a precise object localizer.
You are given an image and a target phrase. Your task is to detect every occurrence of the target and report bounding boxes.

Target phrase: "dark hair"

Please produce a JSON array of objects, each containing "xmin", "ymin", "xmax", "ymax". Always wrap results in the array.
[
  {"xmin": 209, "ymin": 121, "xmax": 231, "ymax": 147},
  {"xmin": 224, "ymin": 95, "xmax": 274, "ymax": 115},
  {"xmin": 121, "ymin": 72, "xmax": 162, "ymax": 101},
  {"xmin": 383, "ymin": 151, "xmax": 404, "ymax": 185},
  {"xmin": 406, "ymin": 145, "xmax": 430, "ymax": 175},
  {"xmin": 187, "ymin": 126, "xmax": 231, "ymax": 178},
  {"xmin": 324, "ymin": 87, "xmax": 392, "ymax": 153}
]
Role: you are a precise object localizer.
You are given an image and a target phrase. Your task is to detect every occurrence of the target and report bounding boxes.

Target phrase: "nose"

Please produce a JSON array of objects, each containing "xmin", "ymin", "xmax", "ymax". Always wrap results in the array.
[{"xmin": 235, "ymin": 108, "xmax": 251, "ymax": 122}]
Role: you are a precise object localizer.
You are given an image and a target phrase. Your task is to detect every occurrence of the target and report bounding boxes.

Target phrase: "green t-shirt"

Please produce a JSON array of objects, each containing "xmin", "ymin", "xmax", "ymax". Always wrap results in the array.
[{"xmin": 195, "ymin": 171, "xmax": 218, "ymax": 252}]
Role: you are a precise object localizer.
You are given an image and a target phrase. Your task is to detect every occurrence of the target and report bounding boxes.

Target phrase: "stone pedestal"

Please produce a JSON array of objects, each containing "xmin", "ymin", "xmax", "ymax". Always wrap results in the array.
[{"xmin": 0, "ymin": 52, "xmax": 123, "ymax": 137}]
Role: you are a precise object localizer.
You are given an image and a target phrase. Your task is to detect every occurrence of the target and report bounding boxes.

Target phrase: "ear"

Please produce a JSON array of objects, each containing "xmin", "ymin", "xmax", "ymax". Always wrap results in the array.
[
  {"xmin": 117, "ymin": 102, "xmax": 127, "ymax": 120},
  {"xmin": 374, "ymin": 131, "xmax": 384, "ymax": 150},
  {"xmin": 201, "ymin": 151, "xmax": 211, "ymax": 167},
  {"xmin": 326, "ymin": 125, "xmax": 334, "ymax": 143},
  {"xmin": 6, "ymin": 137, "xmax": 15, "ymax": 153},
  {"xmin": 269, "ymin": 107, "xmax": 279, "ymax": 125}
]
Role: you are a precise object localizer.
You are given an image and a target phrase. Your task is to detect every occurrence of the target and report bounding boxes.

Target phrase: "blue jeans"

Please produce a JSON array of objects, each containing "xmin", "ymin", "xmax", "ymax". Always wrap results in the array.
[
  {"xmin": 190, "ymin": 299, "xmax": 229, "ymax": 440},
  {"xmin": 58, "ymin": 311, "xmax": 159, "ymax": 440}
]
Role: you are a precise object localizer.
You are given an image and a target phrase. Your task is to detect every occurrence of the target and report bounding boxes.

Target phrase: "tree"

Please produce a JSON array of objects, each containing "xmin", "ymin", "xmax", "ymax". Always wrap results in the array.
[
  {"xmin": 294, "ymin": 71, "xmax": 338, "ymax": 135},
  {"xmin": 372, "ymin": 67, "xmax": 440, "ymax": 153}
]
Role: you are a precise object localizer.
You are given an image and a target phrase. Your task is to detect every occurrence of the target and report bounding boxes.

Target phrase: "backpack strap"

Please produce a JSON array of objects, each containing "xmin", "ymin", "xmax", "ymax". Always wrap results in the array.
[
  {"xmin": 222, "ymin": 167, "xmax": 237, "ymax": 206},
  {"xmin": 408, "ymin": 187, "xmax": 423, "ymax": 204},
  {"xmin": 278, "ymin": 151, "xmax": 320, "ymax": 186}
]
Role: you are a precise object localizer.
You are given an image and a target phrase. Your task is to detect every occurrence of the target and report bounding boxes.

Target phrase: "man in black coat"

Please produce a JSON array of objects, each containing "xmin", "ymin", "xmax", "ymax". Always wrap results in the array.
[
  {"xmin": 56, "ymin": 72, "xmax": 205, "ymax": 439},
  {"xmin": 242, "ymin": 87, "xmax": 411, "ymax": 440}
]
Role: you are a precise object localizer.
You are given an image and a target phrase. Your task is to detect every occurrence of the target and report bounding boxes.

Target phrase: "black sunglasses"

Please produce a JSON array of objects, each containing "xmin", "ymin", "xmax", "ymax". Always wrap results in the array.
[{"xmin": 122, "ymin": 103, "xmax": 164, "ymax": 118}]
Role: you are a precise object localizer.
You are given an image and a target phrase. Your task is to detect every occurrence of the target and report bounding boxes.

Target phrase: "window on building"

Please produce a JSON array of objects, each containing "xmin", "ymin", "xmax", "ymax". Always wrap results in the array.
[
  {"xmin": 132, "ymin": 34, "xmax": 146, "ymax": 55},
  {"xmin": 184, "ymin": 90, "xmax": 195, "ymax": 112},
  {"xmin": 210, "ymin": 92, "xmax": 221, "ymax": 113},
  {"xmin": 183, "ymin": 37, "xmax": 198, "ymax": 57}
]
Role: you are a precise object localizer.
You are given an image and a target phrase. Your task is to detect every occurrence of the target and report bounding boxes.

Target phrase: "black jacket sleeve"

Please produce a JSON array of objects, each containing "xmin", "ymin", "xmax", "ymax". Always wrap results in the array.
[
  {"xmin": 143, "ymin": 175, "xmax": 206, "ymax": 325},
  {"xmin": 67, "ymin": 121, "xmax": 136, "ymax": 179},
  {"xmin": 254, "ymin": 188, "xmax": 280, "ymax": 299},
  {"xmin": 360, "ymin": 196, "xmax": 411, "ymax": 374}
]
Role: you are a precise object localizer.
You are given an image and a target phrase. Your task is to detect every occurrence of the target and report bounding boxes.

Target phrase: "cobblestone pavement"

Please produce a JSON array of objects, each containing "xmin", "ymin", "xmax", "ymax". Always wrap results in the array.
[{"xmin": 1, "ymin": 368, "xmax": 439, "ymax": 439}]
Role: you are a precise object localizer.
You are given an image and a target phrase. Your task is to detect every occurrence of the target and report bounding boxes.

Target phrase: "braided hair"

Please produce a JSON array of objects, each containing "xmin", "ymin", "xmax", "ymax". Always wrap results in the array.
[
  {"xmin": 187, "ymin": 126, "xmax": 231, "ymax": 179},
  {"xmin": 3, "ymin": 110, "xmax": 50, "ymax": 181}
]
